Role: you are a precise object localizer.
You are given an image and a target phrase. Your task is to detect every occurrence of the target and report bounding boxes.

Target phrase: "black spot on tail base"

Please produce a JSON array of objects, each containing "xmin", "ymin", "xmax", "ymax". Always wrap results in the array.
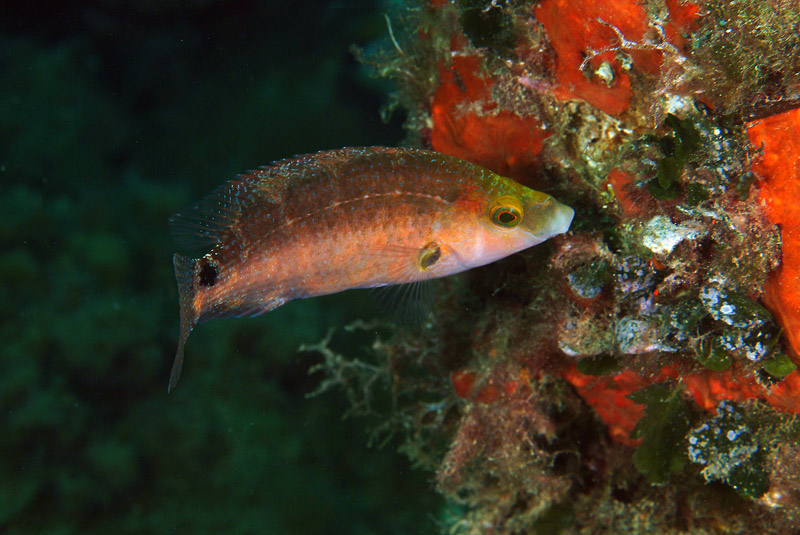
[{"xmin": 198, "ymin": 258, "xmax": 219, "ymax": 287}]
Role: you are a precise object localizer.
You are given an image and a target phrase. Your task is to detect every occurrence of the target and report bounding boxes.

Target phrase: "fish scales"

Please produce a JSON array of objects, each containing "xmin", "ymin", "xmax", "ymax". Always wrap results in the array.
[
  {"xmin": 168, "ymin": 146, "xmax": 574, "ymax": 391},
  {"xmin": 201, "ymin": 149, "xmax": 486, "ymax": 300},
  {"xmin": 248, "ymin": 149, "xmax": 480, "ymax": 235}
]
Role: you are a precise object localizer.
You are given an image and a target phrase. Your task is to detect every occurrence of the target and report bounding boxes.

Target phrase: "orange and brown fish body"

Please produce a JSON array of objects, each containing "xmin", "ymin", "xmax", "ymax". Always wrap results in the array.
[{"xmin": 169, "ymin": 147, "xmax": 574, "ymax": 391}]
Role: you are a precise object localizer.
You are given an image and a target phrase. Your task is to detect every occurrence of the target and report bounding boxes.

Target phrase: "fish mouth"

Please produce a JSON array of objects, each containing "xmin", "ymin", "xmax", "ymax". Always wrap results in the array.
[
  {"xmin": 524, "ymin": 197, "xmax": 574, "ymax": 241},
  {"xmin": 551, "ymin": 203, "xmax": 575, "ymax": 235}
]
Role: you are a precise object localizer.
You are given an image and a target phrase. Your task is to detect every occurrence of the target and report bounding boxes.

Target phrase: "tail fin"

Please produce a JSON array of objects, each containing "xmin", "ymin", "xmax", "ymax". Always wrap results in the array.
[{"xmin": 170, "ymin": 253, "xmax": 199, "ymax": 393}]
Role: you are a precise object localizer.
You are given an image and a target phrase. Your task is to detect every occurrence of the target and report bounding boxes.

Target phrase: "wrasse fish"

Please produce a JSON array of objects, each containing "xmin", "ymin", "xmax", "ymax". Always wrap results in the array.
[{"xmin": 169, "ymin": 147, "xmax": 574, "ymax": 391}]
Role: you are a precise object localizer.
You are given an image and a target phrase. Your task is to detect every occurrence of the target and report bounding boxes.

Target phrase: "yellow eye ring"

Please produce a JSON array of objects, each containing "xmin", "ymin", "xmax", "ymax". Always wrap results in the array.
[{"xmin": 490, "ymin": 196, "xmax": 524, "ymax": 228}]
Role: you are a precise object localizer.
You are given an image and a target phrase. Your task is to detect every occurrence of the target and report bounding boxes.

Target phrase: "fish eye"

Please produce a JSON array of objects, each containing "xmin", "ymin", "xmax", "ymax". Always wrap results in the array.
[
  {"xmin": 490, "ymin": 196, "xmax": 524, "ymax": 228},
  {"xmin": 493, "ymin": 208, "xmax": 520, "ymax": 226}
]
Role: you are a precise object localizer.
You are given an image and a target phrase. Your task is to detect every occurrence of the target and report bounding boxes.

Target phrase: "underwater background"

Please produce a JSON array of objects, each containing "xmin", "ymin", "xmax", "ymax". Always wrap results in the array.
[
  {"xmin": 1, "ymin": 1, "xmax": 443, "ymax": 533},
  {"xmin": 6, "ymin": 0, "xmax": 800, "ymax": 534}
]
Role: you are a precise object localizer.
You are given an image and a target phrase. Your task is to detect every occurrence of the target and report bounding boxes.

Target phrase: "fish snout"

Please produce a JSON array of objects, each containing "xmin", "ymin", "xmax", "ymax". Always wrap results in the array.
[{"xmin": 524, "ymin": 196, "xmax": 574, "ymax": 241}]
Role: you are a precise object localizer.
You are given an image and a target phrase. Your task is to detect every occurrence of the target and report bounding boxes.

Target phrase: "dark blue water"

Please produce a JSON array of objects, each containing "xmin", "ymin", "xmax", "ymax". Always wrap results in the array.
[{"xmin": 0, "ymin": 2, "xmax": 441, "ymax": 533}]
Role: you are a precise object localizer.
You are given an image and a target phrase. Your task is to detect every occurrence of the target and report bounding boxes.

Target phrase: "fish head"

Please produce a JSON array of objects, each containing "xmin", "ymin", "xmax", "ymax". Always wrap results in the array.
[
  {"xmin": 515, "ymin": 188, "xmax": 575, "ymax": 245},
  {"xmin": 442, "ymin": 176, "xmax": 574, "ymax": 270}
]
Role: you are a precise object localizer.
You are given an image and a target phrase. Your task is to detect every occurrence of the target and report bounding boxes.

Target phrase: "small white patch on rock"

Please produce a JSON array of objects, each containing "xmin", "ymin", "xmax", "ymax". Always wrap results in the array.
[{"xmin": 641, "ymin": 215, "xmax": 703, "ymax": 256}]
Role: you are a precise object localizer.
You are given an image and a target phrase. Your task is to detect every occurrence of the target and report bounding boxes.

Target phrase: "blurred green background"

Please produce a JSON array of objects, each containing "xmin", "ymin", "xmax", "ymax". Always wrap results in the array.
[{"xmin": 0, "ymin": 1, "xmax": 442, "ymax": 533}]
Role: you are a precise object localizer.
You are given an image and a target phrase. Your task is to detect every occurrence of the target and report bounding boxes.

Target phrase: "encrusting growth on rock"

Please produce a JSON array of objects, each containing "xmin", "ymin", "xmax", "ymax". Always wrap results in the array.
[{"xmin": 305, "ymin": 1, "xmax": 800, "ymax": 533}]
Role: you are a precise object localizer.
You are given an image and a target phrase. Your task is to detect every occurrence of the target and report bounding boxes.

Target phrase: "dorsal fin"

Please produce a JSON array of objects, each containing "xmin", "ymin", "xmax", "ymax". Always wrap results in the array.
[
  {"xmin": 169, "ymin": 147, "xmax": 423, "ymax": 251},
  {"xmin": 169, "ymin": 178, "xmax": 262, "ymax": 250}
]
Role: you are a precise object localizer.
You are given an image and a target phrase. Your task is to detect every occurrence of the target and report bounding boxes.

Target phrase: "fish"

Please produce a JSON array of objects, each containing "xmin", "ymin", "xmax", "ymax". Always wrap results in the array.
[{"xmin": 168, "ymin": 147, "xmax": 574, "ymax": 391}]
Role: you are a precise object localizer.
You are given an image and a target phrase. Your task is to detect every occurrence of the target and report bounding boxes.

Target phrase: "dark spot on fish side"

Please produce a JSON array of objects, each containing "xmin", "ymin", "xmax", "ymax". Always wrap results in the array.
[
  {"xmin": 198, "ymin": 258, "xmax": 218, "ymax": 287},
  {"xmin": 420, "ymin": 242, "xmax": 441, "ymax": 270}
]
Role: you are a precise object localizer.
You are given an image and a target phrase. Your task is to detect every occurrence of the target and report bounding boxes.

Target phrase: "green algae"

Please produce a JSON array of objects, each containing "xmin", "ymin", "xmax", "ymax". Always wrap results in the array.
[
  {"xmin": 648, "ymin": 113, "xmax": 702, "ymax": 196},
  {"xmin": 629, "ymin": 384, "xmax": 690, "ymax": 485},
  {"xmin": 760, "ymin": 351, "xmax": 797, "ymax": 379},
  {"xmin": 695, "ymin": 336, "xmax": 733, "ymax": 372}
]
